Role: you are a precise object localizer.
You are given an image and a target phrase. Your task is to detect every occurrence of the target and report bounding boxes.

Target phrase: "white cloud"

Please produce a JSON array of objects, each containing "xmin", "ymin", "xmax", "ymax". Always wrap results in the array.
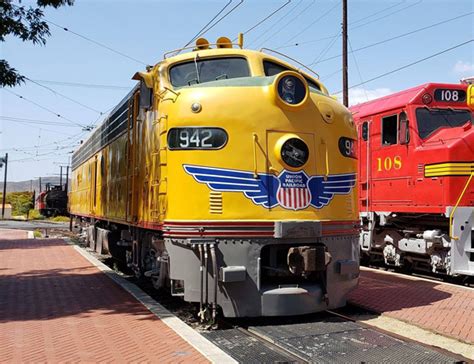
[
  {"xmin": 334, "ymin": 87, "xmax": 393, "ymax": 106},
  {"xmin": 453, "ymin": 60, "xmax": 474, "ymax": 74}
]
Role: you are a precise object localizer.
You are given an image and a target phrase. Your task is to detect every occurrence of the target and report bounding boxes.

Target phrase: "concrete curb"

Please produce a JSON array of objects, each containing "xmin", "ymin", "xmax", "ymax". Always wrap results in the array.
[
  {"xmin": 72, "ymin": 243, "xmax": 237, "ymax": 364},
  {"xmin": 354, "ymin": 314, "xmax": 474, "ymax": 360}
]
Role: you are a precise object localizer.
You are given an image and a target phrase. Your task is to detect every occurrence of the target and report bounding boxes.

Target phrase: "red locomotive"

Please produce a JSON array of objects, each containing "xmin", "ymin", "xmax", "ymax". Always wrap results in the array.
[{"xmin": 350, "ymin": 82, "xmax": 473, "ymax": 278}]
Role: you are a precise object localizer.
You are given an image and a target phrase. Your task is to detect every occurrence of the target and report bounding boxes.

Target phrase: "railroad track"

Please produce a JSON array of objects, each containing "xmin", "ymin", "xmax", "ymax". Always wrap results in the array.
[{"xmin": 203, "ymin": 310, "xmax": 461, "ymax": 364}]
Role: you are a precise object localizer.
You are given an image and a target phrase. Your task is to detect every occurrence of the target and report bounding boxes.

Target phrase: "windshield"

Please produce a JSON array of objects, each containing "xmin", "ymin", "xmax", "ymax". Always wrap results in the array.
[
  {"xmin": 415, "ymin": 108, "xmax": 472, "ymax": 139},
  {"xmin": 169, "ymin": 57, "xmax": 250, "ymax": 87}
]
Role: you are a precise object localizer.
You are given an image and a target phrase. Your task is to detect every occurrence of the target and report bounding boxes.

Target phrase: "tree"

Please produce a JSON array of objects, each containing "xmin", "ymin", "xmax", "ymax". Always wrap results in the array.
[{"xmin": 0, "ymin": 0, "xmax": 74, "ymax": 87}]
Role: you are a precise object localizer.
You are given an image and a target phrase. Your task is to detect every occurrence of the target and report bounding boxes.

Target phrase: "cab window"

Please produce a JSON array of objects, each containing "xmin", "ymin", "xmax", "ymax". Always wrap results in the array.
[
  {"xmin": 263, "ymin": 60, "xmax": 321, "ymax": 91},
  {"xmin": 415, "ymin": 108, "xmax": 472, "ymax": 139},
  {"xmin": 381, "ymin": 115, "xmax": 398, "ymax": 146},
  {"xmin": 169, "ymin": 57, "xmax": 250, "ymax": 87}
]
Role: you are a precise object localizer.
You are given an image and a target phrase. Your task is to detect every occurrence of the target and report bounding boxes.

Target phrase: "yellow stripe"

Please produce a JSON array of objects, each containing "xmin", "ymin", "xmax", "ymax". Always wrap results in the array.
[{"xmin": 425, "ymin": 162, "xmax": 474, "ymax": 177}]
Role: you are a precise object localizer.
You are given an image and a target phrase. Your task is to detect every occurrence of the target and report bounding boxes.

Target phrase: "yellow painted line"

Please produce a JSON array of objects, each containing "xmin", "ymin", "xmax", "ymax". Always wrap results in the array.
[{"xmin": 425, "ymin": 162, "xmax": 474, "ymax": 177}]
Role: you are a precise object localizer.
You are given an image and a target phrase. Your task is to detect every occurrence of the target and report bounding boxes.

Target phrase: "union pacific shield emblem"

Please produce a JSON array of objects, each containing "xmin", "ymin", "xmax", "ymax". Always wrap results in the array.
[
  {"xmin": 183, "ymin": 164, "xmax": 356, "ymax": 210},
  {"xmin": 276, "ymin": 171, "xmax": 311, "ymax": 210}
]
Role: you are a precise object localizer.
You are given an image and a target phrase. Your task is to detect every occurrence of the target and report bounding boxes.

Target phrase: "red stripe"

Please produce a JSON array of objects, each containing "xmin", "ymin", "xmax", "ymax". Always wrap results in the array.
[
  {"xmin": 164, "ymin": 221, "xmax": 274, "ymax": 227},
  {"xmin": 163, "ymin": 231, "xmax": 274, "ymax": 237}
]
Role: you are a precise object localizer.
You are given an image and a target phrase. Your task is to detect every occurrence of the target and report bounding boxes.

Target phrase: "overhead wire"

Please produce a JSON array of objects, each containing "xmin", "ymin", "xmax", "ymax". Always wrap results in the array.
[
  {"xmin": 2, "ymin": 89, "xmax": 89, "ymax": 129},
  {"xmin": 281, "ymin": 1, "xmax": 341, "ymax": 46},
  {"xmin": 310, "ymin": 11, "xmax": 473, "ymax": 65},
  {"xmin": 177, "ymin": 0, "xmax": 244, "ymax": 53},
  {"xmin": 310, "ymin": 33, "xmax": 340, "ymax": 65},
  {"xmin": 306, "ymin": 0, "xmax": 425, "ymax": 68},
  {"xmin": 275, "ymin": 0, "xmax": 421, "ymax": 50},
  {"xmin": 26, "ymin": 78, "xmax": 104, "ymax": 115},
  {"xmin": 349, "ymin": 0, "xmax": 406, "ymax": 26},
  {"xmin": 332, "ymin": 39, "xmax": 473, "ymax": 94},
  {"xmin": 253, "ymin": 0, "xmax": 317, "ymax": 49},
  {"xmin": 236, "ymin": 0, "xmax": 292, "ymax": 40},
  {"xmin": 30, "ymin": 79, "xmax": 130, "ymax": 90},
  {"xmin": 45, "ymin": 19, "xmax": 148, "ymax": 66},
  {"xmin": 181, "ymin": 0, "xmax": 234, "ymax": 48},
  {"xmin": 0, "ymin": 116, "xmax": 81, "ymax": 127},
  {"xmin": 350, "ymin": 0, "xmax": 423, "ymax": 31},
  {"xmin": 347, "ymin": 36, "xmax": 369, "ymax": 102},
  {"xmin": 1, "ymin": 119, "xmax": 75, "ymax": 136},
  {"xmin": 247, "ymin": 0, "xmax": 304, "ymax": 48},
  {"xmin": 320, "ymin": 68, "xmax": 343, "ymax": 81}
]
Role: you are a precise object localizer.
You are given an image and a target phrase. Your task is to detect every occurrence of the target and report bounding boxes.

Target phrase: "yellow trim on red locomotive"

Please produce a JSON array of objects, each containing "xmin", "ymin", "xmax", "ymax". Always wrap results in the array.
[{"xmin": 424, "ymin": 162, "xmax": 474, "ymax": 177}]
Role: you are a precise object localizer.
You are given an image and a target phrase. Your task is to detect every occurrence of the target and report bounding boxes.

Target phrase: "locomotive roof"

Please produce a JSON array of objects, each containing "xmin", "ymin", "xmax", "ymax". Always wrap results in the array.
[{"xmin": 349, "ymin": 82, "xmax": 468, "ymax": 119}]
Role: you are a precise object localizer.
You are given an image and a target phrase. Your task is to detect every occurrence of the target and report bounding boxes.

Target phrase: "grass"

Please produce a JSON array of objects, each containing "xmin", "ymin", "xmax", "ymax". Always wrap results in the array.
[
  {"xmin": 49, "ymin": 215, "xmax": 70, "ymax": 222},
  {"xmin": 28, "ymin": 209, "xmax": 45, "ymax": 220},
  {"xmin": 33, "ymin": 229, "xmax": 42, "ymax": 238}
]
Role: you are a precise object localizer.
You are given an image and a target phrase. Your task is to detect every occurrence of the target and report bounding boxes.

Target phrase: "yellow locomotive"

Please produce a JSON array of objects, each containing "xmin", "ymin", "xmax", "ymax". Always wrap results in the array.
[{"xmin": 70, "ymin": 35, "xmax": 359, "ymax": 318}]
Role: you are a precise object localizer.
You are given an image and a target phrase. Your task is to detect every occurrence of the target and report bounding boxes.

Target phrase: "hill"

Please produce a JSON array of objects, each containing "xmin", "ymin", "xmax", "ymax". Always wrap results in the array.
[{"xmin": 0, "ymin": 177, "xmax": 70, "ymax": 193}]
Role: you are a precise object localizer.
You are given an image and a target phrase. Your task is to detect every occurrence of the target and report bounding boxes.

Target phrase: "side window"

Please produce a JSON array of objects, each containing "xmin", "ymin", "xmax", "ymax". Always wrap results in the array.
[
  {"xmin": 263, "ymin": 60, "xmax": 321, "ymax": 91},
  {"xmin": 361, "ymin": 121, "xmax": 368, "ymax": 141},
  {"xmin": 398, "ymin": 111, "xmax": 410, "ymax": 144},
  {"xmin": 381, "ymin": 115, "xmax": 398, "ymax": 146},
  {"xmin": 263, "ymin": 60, "xmax": 288, "ymax": 76}
]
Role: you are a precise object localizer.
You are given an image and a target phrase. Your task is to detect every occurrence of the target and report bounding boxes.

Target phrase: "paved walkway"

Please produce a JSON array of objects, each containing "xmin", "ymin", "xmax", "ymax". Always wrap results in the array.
[
  {"xmin": 0, "ymin": 232, "xmax": 209, "ymax": 363},
  {"xmin": 348, "ymin": 267, "xmax": 474, "ymax": 344},
  {"xmin": 0, "ymin": 228, "xmax": 29, "ymax": 239}
]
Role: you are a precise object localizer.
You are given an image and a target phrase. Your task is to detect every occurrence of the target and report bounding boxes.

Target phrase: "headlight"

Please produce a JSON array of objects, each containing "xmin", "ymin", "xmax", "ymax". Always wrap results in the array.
[
  {"xmin": 278, "ymin": 75, "xmax": 306, "ymax": 105},
  {"xmin": 273, "ymin": 71, "xmax": 309, "ymax": 109},
  {"xmin": 281, "ymin": 138, "xmax": 309, "ymax": 168}
]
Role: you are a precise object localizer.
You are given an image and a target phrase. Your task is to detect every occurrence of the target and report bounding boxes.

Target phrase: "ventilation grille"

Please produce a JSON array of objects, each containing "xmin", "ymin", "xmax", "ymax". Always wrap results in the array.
[
  {"xmin": 417, "ymin": 163, "xmax": 424, "ymax": 174},
  {"xmin": 209, "ymin": 191, "xmax": 223, "ymax": 214}
]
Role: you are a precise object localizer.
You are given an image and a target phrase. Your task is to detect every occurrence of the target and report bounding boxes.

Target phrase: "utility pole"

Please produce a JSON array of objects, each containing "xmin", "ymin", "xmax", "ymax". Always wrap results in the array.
[
  {"xmin": 1, "ymin": 153, "xmax": 8, "ymax": 219},
  {"xmin": 59, "ymin": 166, "xmax": 63, "ymax": 188},
  {"xmin": 342, "ymin": 0, "xmax": 349, "ymax": 107},
  {"xmin": 65, "ymin": 166, "xmax": 69, "ymax": 192},
  {"xmin": 39, "ymin": 177, "xmax": 42, "ymax": 192}
]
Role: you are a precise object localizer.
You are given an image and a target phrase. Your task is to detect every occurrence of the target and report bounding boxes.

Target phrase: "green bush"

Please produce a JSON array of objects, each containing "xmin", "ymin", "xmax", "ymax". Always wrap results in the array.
[{"xmin": 0, "ymin": 191, "xmax": 34, "ymax": 216}]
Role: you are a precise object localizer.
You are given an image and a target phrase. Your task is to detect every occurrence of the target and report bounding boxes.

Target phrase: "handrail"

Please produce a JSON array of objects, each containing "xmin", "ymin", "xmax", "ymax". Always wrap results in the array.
[
  {"xmin": 449, "ymin": 172, "xmax": 474, "ymax": 240},
  {"xmin": 252, "ymin": 133, "xmax": 258, "ymax": 178},
  {"xmin": 163, "ymin": 43, "xmax": 242, "ymax": 59}
]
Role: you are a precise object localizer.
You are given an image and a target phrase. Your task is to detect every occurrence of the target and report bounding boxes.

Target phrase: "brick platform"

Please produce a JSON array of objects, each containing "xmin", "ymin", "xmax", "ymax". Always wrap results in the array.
[
  {"xmin": 348, "ymin": 267, "xmax": 474, "ymax": 344},
  {"xmin": 0, "ymin": 237, "xmax": 209, "ymax": 363}
]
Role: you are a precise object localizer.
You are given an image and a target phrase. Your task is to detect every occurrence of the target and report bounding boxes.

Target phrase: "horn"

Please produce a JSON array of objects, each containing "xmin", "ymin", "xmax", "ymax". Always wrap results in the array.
[
  {"xmin": 195, "ymin": 38, "xmax": 210, "ymax": 50},
  {"xmin": 216, "ymin": 36, "xmax": 232, "ymax": 48}
]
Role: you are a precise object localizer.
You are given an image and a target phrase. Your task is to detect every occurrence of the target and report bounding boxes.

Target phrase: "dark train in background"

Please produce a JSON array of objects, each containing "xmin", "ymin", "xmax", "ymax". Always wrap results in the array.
[
  {"xmin": 350, "ymin": 81, "xmax": 474, "ymax": 280},
  {"xmin": 36, "ymin": 183, "xmax": 68, "ymax": 217}
]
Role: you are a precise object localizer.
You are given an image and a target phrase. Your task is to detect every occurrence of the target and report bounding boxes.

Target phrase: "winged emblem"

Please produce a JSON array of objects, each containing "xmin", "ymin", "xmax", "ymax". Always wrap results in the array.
[{"xmin": 184, "ymin": 165, "xmax": 356, "ymax": 211}]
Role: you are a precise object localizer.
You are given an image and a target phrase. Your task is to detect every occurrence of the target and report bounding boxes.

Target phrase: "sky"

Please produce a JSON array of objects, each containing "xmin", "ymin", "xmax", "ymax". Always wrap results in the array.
[{"xmin": 0, "ymin": 0, "xmax": 473, "ymax": 181}]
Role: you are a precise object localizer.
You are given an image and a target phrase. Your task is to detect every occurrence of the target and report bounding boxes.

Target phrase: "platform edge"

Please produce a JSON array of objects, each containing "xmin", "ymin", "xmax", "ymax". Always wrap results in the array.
[{"xmin": 71, "ymin": 243, "xmax": 237, "ymax": 364}]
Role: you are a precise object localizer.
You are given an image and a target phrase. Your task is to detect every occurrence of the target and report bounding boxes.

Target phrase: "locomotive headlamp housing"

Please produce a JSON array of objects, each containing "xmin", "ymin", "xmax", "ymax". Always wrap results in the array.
[
  {"xmin": 422, "ymin": 92, "xmax": 433, "ymax": 105},
  {"xmin": 273, "ymin": 71, "xmax": 309, "ymax": 110},
  {"xmin": 274, "ymin": 134, "xmax": 309, "ymax": 169}
]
